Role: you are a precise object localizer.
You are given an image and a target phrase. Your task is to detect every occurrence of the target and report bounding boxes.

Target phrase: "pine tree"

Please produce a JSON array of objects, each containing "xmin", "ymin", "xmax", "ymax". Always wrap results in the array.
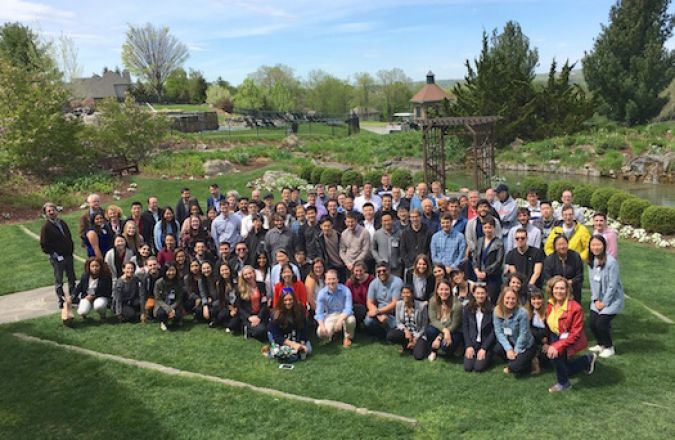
[{"xmin": 583, "ymin": 0, "xmax": 675, "ymax": 125}]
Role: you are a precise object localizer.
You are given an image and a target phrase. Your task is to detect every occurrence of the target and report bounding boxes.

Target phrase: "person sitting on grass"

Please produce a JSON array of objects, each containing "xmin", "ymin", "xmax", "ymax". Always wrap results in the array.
[
  {"xmin": 153, "ymin": 263, "xmax": 184, "ymax": 332},
  {"xmin": 272, "ymin": 263, "xmax": 307, "ymax": 309},
  {"xmin": 526, "ymin": 286, "xmax": 548, "ymax": 375},
  {"xmin": 493, "ymin": 286, "xmax": 537, "ymax": 375},
  {"xmin": 112, "ymin": 262, "xmax": 145, "ymax": 323},
  {"xmin": 364, "ymin": 262, "xmax": 402, "ymax": 339},
  {"xmin": 199, "ymin": 261, "xmax": 218, "ymax": 323},
  {"xmin": 210, "ymin": 263, "xmax": 237, "ymax": 329},
  {"xmin": 417, "ymin": 278, "xmax": 463, "ymax": 361},
  {"xmin": 75, "ymin": 257, "xmax": 112, "ymax": 321},
  {"xmin": 231, "ymin": 265, "xmax": 269, "ymax": 341},
  {"xmin": 588, "ymin": 234, "xmax": 625, "ymax": 359},
  {"xmin": 544, "ymin": 276, "xmax": 597, "ymax": 392},
  {"xmin": 462, "ymin": 283, "xmax": 495, "ymax": 373},
  {"xmin": 184, "ymin": 259, "xmax": 205, "ymax": 320},
  {"xmin": 315, "ymin": 269, "xmax": 356, "ymax": 348},
  {"xmin": 386, "ymin": 285, "xmax": 428, "ymax": 357},
  {"xmin": 266, "ymin": 289, "xmax": 311, "ymax": 362}
]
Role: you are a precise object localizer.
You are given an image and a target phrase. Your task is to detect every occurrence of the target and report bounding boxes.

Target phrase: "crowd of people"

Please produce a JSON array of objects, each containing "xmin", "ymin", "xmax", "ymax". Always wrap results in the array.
[{"xmin": 39, "ymin": 176, "xmax": 625, "ymax": 392}]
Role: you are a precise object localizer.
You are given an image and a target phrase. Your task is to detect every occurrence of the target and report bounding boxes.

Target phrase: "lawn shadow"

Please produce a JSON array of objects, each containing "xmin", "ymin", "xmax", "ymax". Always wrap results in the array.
[{"xmin": 575, "ymin": 361, "xmax": 625, "ymax": 389}]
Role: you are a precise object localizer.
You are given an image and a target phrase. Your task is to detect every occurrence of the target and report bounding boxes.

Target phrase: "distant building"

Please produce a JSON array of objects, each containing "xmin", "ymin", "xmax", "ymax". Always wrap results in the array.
[
  {"xmin": 409, "ymin": 71, "xmax": 452, "ymax": 120},
  {"xmin": 68, "ymin": 70, "xmax": 132, "ymax": 100}
]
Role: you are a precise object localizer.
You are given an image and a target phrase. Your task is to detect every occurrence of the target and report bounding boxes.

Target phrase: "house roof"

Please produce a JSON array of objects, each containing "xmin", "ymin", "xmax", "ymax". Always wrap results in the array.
[
  {"xmin": 69, "ymin": 70, "xmax": 132, "ymax": 99},
  {"xmin": 410, "ymin": 83, "xmax": 451, "ymax": 104}
]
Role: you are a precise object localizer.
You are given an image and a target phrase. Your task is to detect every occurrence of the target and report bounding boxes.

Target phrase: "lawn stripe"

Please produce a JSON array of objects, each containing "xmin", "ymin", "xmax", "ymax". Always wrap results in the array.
[
  {"xmin": 625, "ymin": 294, "xmax": 674, "ymax": 324},
  {"xmin": 12, "ymin": 332, "xmax": 418, "ymax": 426}
]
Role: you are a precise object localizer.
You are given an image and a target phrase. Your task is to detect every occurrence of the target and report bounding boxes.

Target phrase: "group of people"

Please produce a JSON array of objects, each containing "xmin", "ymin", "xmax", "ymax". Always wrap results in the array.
[{"xmin": 39, "ymin": 175, "xmax": 625, "ymax": 392}]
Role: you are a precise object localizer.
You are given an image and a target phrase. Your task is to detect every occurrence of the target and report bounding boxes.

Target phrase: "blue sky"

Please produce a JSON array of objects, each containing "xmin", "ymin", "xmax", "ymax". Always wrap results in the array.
[{"xmin": 3, "ymin": 0, "xmax": 674, "ymax": 84}]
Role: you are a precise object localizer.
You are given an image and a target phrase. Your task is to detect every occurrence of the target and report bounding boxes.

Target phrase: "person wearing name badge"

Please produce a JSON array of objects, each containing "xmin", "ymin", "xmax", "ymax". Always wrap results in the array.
[
  {"xmin": 493, "ymin": 286, "xmax": 537, "ymax": 375},
  {"xmin": 587, "ymin": 235, "xmax": 624, "ymax": 359},
  {"xmin": 462, "ymin": 283, "xmax": 496, "ymax": 372},
  {"xmin": 543, "ymin": 276, "xmax": 597, "ymax": 392},
  {"xmin": 153, "ymin": 263, "xmax": 185, "ymax": 331}
]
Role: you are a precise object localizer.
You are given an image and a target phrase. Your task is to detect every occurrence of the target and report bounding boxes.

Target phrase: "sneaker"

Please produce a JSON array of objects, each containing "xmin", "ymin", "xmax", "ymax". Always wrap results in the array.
[
  {"xmin": 599, "ymin": 346, "xmax": 615, "ymax": 358},
  {"xmin": 225, "ymin": 328, "xmax": 231, "ymax": 333},
  {"xmin": 588, "ymin": 345, "xmax": 604, "ymax": 353},
  {"xmin": 548, "ymin": 382, "xmax": 572, "ymax": 393},
  {"xmin": 160, "ymin": 322, "xmax": 168, "ymax": 332},
  {"xmin": 587, "ymin": 353, "xmax": 598, "ymax": 375},
  {"xmin": 428, "ymin": 352, "xmax": 437, "ymax": 362},
  {"xmin": 503, "ymin": 366, "xmax": 510, "ymax": 375},
  {"xmin": 342, "ymin": 338, "xmax": 352, "ymax": 348}
]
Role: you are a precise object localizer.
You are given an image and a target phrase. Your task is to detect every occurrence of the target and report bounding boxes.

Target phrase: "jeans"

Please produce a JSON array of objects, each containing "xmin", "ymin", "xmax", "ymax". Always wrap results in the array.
[
  {"xmin": 589, "ymin": 311, "xmax": 616, "ymax": 348},
  {"xmin": 50, "ymin": 254, "xmax": 76, "ymax": 306},
  {"xmin": 363, "ymin": 314, "xmax": 396, "ymax": 338},
  {"xmin": 549, "ymin": 333, "xmax": 592, "ymax": 386}
]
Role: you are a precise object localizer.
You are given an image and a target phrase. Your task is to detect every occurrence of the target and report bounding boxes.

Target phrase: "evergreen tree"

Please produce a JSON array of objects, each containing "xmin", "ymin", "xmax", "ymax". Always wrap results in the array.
[
  {"xmin": 583, "ymin": 0, "xmax": 675, "ymax": 125},
  {"xmin": 187, "ymin": 69, "xmax": 208, "ymax": 104},
  {"xmin": 0, "ymin": 22, "xmax": 53, "ymax": 72}
]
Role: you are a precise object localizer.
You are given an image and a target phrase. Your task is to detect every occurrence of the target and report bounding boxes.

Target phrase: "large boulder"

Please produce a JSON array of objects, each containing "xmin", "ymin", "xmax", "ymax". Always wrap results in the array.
[{"xmin": 203, "ymin": 159, "xmax": 235, "ymax": 175}]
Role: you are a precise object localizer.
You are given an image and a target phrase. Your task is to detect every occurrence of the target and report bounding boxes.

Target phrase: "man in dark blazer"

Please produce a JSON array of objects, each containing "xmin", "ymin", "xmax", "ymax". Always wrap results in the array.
[{"xmin": 40, "ymin": 202, "xmax": 76, "ymax": 308}]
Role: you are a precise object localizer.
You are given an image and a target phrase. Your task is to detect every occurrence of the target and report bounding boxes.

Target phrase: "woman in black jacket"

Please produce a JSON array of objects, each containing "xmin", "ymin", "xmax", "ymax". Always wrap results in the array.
[
  {"xmin": 472, "ymin": 216, "xmax": 504, "ymax": 305},
  {"xmin": 230, "ymin": 265, "xmax": 269, "ymax": 341},
  {"xmin": 75, "ymin": 257, "xmax": 113, "ymax": 320},
  {"xmin": 462, "ymin": 284, "xmax": 495, "ymax": 372},
  {"xmin": 404, "ymin": 254, "xmax": 435, "ymax": 302},
  {"xmin": 542, "ymin": 235, "xmax": 584, "ymax": 303},
  {"xmin": 210, "ymin": 263, "xmax": 237, "ymax": 328}
]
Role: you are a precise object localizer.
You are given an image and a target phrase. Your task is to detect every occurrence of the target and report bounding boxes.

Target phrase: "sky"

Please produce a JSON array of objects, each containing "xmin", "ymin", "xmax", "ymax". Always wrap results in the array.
[{"xmin": 2, "ymin": 0, "xmax": 674, "ymax": 84}]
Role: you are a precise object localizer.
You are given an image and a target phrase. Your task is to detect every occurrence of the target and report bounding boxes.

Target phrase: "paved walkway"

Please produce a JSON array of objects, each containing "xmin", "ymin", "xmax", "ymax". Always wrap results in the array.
[{"xmin": 0, "ymin": 286, "xmax": 58, "ymax": 324}]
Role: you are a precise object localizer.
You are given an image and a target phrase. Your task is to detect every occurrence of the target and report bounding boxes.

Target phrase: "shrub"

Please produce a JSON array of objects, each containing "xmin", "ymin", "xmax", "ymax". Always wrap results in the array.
[
  {"xmin": 641, "ymin": 205, "xmax": 675, "ymax": 234},
  {"xmin": 573, "ymin": 184, "xmax": 597, "ymax": 208},
  {"xmin": 596, "ymin": 150, "xmax": 624, "ymax": 172},
  {"xmin": 519, "ymin": 176, "xmax": 549, "ymax": 201},
  {"xmin": 596, "ymin": 136, "xmax": 627, "ymax": 154},
  {"xmin": 310, "ymin": 167, "xmax": 326, "ymax": 184},
  {"xmin": 619, "ymin": 198, "xmax": 651, "ymax": 227},
  {"xmin": 320, "ymin": 168, "xmax": 343, "ymax": 186},
  {"xmin": 590, "ymin": 187, "xmax": 619, "ymax": 213},
  {"xmin": 363, "ymin": 169, "xmax": 383, "ymax": 186},
  {"xmin": 607, "ymin": 192, "xmax": 633, "ymax": 218},
  {"xmin": 390, "ymin": 168, "xmax": 413, "ymax": 189},
  {"xmin": 300, "ymin": 165, "xmax": 315, "ymax": 182},
  {"xmin": 412, "ymin": 171, "xmax": 425, "ymax": 186},
  {"xmin": 206, "ymin": 84, "xmax": 233, "ymax": 112},
  {"xmin": 341, "ymin": 170, "xmax": 363, "ymax": 187},
  {"xmin": 548, "ymin": 180, "xmax": 576, "ymax": 201}
]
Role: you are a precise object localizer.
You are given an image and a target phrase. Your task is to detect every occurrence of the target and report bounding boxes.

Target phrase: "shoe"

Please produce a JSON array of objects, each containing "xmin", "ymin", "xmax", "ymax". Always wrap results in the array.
[
  {"xmin": 599, "ymin": 346, "xmax": 615, "ymax": 358},
  {"xmin": 428, "ymin": 352, "xmax": 437, "ymax": 362},
  {"xmin": 342, "ymin": 338, "xmax": 352, "ymax": 348},
  {"xmin": 587, "ymin": 353, "xmax": 598, "ymax": 375},
  {"xmin": 589, "ymin": 345, "xmax": 604, "ymax": 353},
  {"xmin": 531, "ymin": 357, "xmax": 541, "ymax": 375},
  {"xmin": 503, "ymin": 366, "xmax": 510, "ymax": 375},
  {"xmin": 225, "ymin": 328, "xmax": 231, "ymax": 333},
  {"xmin": 160, "ymin": 322, "xmax": 168, "ymax": 332},
  {"xmin": 548, "ymin": 382, "xmax": 572, "ymax": 393}
]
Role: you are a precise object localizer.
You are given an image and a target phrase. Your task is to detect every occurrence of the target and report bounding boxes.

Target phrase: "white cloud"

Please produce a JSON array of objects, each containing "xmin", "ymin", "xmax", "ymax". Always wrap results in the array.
[{"xmin": 0, "ymin": 0, "xmax": 74, "ymax": 22}]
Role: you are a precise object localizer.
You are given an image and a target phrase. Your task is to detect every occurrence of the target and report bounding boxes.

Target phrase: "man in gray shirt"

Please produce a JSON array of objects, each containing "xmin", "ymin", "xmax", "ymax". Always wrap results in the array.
[
  {"xmin": 364, "ymin": 262, "xmax": 402, "ymax": 338},
  {"xmin": 371, "ymin": 212, "xmax": 402, "ymax": 276}
]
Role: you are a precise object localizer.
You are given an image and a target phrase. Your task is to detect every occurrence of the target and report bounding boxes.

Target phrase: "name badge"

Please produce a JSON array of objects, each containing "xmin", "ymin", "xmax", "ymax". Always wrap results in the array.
[
  {"xmin": 560, "ymin": 332, "xmax": 569, "ymax": 340},
  {"xmin": 593, "ymin": 275, "xmax": 601, "ymax": 282},
  {"xmin": 391, "ymin": 239, "xmax": 399, "ymax": 248},
  {"xmin": 503, "ymin": 328, "xmax": 513, "ymax": 336},
  {"xmin": 56, "ymin": 255, "xmax": 64, "ymax": 262}
]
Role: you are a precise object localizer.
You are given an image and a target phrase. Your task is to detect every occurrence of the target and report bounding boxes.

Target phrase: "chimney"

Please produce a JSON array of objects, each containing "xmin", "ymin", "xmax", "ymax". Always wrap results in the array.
[{"xmin": 426, "ymin": 71, "xmax": 435, "ymax": 85}]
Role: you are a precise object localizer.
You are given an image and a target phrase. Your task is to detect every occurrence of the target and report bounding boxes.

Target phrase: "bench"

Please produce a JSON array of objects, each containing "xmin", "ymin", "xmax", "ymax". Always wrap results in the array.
[{"xmin": 100, "ymin": 156, "xmax": 139, "ymax": 177}]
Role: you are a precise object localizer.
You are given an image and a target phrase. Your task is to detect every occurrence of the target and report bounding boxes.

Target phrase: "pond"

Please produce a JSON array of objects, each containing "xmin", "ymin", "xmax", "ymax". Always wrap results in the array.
[{"xmin": 446, "ymin": 170, "xmax": 675, "ymax": 206}]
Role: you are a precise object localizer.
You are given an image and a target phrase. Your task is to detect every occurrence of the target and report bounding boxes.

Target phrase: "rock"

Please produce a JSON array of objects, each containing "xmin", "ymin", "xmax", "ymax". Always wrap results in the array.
[
  {"xmin": 204, "ymin": 159, "xmax": 235, "ymax": 175},
  {"xmin": 196, "ymin": 143, "xmax": 209, "ymax": 151},
  {"xmin": 281, "ymin": 134, "xmax": 299, "ymax": 148}
]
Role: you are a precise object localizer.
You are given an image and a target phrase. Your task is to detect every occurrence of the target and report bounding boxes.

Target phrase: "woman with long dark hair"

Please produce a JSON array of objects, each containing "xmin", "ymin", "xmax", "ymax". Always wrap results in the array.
[
  {"xmin": 74, "ymin": 257, "xmax": 113, "ymax": 320},
  {"xmin": 104, "ymin": 234, "xmax": 134, "ymax": 284},
  {"xmin": 84, "ymin": 212, "xmax": 111, "ymax": 260},
  {"xmin": 416, "ymin": 279, "xmax": 463, "ymax": 361},
  {"xmin": 184, "ymin": 259, "xmax": 205, "ymax": 318},
  {"xmin": 462, "ymin": 283, "xmax": 495, "ymax": 372},
  {"xmin": 153, "ymin": 263, "xmax": 184, "ymax": 331},
  {"xmin": 266, "ymin": 289, "xmax": 311, "ymax": 362},
  {"xmin": 386, "ymin": 285, "xmax": 428, "ymax": 356},
  {"xmin": 112, "ymin": 261, "xmax": 145, "ymax": 322},
  {"xmin": 154, "ymin": 206, "xmax": 180, "ymax": 251},
  {"xmin": 210, "ymin": 263, "xmax": 238, "ymax": 328},
  {"xmin": 405, "ymin": 254, "xmax": 435, "ymax": 302}
]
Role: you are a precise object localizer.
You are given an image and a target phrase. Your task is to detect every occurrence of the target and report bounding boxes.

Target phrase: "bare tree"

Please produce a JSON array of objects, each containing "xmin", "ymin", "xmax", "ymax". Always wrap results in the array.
[
  {"xmin": 121, "ymin": 23, "xmax": 188, "ymax": 102},
  {"xmin": 55, "ymin": 32, "xmax": 83, "ymax": 82}
]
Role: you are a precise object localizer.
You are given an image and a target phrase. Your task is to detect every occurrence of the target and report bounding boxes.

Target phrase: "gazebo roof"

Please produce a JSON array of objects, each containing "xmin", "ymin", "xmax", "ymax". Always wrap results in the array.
[{"xmin": 410, "ymin": 70, "xmax": 451, "ymax": 104}]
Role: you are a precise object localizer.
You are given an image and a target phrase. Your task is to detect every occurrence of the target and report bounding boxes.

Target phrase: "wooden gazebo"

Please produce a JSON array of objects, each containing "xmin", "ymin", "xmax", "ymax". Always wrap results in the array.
[{"xmin": 420, "ymin": 116, "xmax": 500, "ymax": 191}]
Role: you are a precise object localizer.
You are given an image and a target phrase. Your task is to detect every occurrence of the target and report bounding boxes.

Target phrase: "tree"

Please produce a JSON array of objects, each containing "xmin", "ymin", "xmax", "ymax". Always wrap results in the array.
[
  {"xmin": 352, "ymin": 72, "xmax": 376, "ymax": 111},
  {"xmin": 164, "ymin": 68, "xmax": 190, "ymax": 103},
  {"xmin": 306, "ymin": 70, "xmax": 353, "ymax": 115},
  {"xmin": 206, "ymin": 84, "xmax": 233, "ymax": 112},
  {"xmin": 0, "ymin": 57, "xmax": 83, "ymax": 177},
  {"xmin": 249, "ymin": 64, "xmax": 302, "ymax": 111},
  {"xmin": 0, "ymin": 22, "xmax": 53, "ymax": 72},
  {"xmin": 451, "ymin": 21, "xmax": 539, "ymax": 143},
  {"xmin": 583, "ymin": 0, "xmax": 675, "ymax": 125},
  {"xmin": 376, "ymin": 68, "xmax": 413, "ymax": 120},
  {"xmin": 267, "ymin": 81, "xmax": 296, "ymax": 112},
  {"xmin": 234, "ymin": 78, "xmax": 265, "ymax": 110},
  {"xmin": 91, "ymin": 94, "xmax": 171, "ymax": 162},
  {"xmin": 121, "ymin": 23, "xmax": 189, "ymax": 102},
  {"xmin": 187, "ymin": 69, "xmax": 207, "ymax": 103},
  {"xmin": 215, "ymin": 76, "xmax": 237, "ymax": 95},
  {"xmin": 54, "ymin": 32, "xmax": 83, "ymax": 82}
]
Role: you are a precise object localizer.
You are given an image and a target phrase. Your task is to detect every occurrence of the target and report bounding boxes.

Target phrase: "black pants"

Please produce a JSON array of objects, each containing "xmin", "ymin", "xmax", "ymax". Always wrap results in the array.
[
  {"xmin": 589, "ymin": 310, "xmax": 616, "ymax": 347},
  {"xmin": 463, "ymin": 346, "xmax": 493, "ymax": 372},
  {"xmin": 155, "ymin": 307, "xmax": 183, "ymax": 324},
  {"xmin": 494, "ymin": 343, "xmax": 537, "ymax": 374},
  {"xmin": 386, "ymin": 328, "xmax": 418, "ymax": 351},
  {"xmin": 485, "ymin": 275, "xmax": 501, "ymax": 306},
  {"xmin": 213, "ymin": 307, "xmax": 235, "ymax": 327},
  {"xmin": 120, "ymin": 299, "xmax": 140, "ymax": 321},
  {"xmin": 414, "ymin": 326, "xmax": 464, "ymax": 360},
  {"xmin": 50, "ymin": 254, "xmax": 76, "ymax": 307},
  {"xmin": 353, "ymin": 304, "xmax": 367, "ymax": 326}
]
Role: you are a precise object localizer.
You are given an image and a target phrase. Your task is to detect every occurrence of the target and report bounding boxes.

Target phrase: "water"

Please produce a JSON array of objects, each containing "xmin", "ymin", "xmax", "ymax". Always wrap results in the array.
[{"xmin": 446, "ymin": 170, "xmax": 675, "ymax": 206}]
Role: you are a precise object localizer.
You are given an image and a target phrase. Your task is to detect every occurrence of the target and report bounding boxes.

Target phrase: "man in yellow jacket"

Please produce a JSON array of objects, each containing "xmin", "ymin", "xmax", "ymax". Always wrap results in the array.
[{"xmin": 544, "ymin": 205, "xmax": 591, "ymax": 261}]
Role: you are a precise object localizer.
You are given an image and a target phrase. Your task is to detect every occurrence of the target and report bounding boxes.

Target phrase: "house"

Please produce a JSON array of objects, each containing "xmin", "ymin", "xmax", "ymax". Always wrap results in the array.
[
  {"xmin": 68, "ymin": 70, "xmax": 132, "ymax": 100},
  {"xmin": 409, "ymin": 71, "xmax": 452, "ymax": 120}
]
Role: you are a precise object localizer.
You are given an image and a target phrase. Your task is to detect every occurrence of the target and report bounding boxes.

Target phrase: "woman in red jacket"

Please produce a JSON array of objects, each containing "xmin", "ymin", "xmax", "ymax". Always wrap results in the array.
[
  {"xmin": 544, "ymin": 275, "xmax": 598, "ymax": 392},
  {"xmin": 272, "ymin": 263, "xmax": 307, "ymax": 309}
]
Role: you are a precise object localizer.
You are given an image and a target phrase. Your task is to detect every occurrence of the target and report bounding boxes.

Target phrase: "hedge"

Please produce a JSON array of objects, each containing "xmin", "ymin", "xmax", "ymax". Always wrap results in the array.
[
  {"xmin": 590, "ymin": 187, "xmax": 619, "ymax": 213},
  {"xmin": 641, "ymin": 205, "xmax": 675, "ymax": 234},
  {"xmin": 363, "ymin": 169, "xmax": 383, "ymax": 186},
  {"xmin": 310, "ymin": 167, "xmax": 326, "ymax": 184},
  {"xmin": 619, "ymin": 198, "xmax": 651, "ymax": 227},
  {"xmin": 300, "ymin": 165, "xmax": 314, "ymax": 182},
  {"xmin": 548, "ymin": 180, "xmax": 576, "ymax": 201},
  {"xmin": 390, "ymin": 168, "xmax": 413, "ymax": 189},
  {"xmin": 607, "ymin": 192, "xmax": 633, "ymax": 219},
  {"xmin": 573, "ymin": 184, "xmax": 597, "ymax": 208},
  {"xmin": 341, "ymin": 170, "xmax": 363, "ymax": 187},
  {"xmin": 320, "ymin": 168, "xmax": 343, "ymax": 186}
]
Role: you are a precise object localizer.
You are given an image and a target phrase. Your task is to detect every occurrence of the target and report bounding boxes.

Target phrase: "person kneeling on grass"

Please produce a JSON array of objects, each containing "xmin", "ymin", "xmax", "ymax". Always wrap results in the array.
[
  {"xmin": 417, "ymin": 279, "xmax": 463, "ymax": 361},
  {"xmin": 75, "ymin": 257, "xmax": 113, "ymax": 321},
  {"xmin": 315, "ymin": 269, "xmax": 356, "ymax": 348},
  {"xmin": 153, "ymin": 263, "xmax": 184, "ymax": 331},
  {"xmin": 112, "ymin": 262, "xmax": 145, "ymax": 323},
  {"xmin": 462, "ymin": 283, "xmax": 495, "ymax": 372},
  {"xmin": 364, "ymin": 262, "xmax": 402, "ymax": 339},
  {"xmin": 544, "ymin": 276, "xmax": 597, "ymax": 393},
  {"xmin": 386, "ymin": 285, "xmax": 428, "ymax": 356},
  {"xmin": 266, "ymin": 289, "xmax": 312, "ymax": 362},
  {"xmin": 493, "ymin": 286, "xmax": 537, "ymax": 375}
]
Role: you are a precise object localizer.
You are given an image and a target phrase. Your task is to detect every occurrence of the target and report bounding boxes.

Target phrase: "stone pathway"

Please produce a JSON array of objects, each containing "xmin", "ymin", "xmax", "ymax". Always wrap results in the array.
[{"xmin": 0, "ymin": 286, "xmax": 58, "ymax": 324}]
